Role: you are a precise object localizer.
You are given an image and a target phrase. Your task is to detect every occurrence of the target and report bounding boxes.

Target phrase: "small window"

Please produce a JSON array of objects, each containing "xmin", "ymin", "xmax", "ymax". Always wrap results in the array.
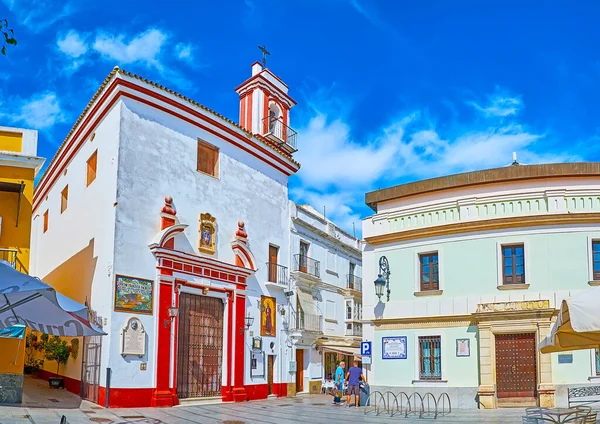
[
  {"xmin": 197, "ymin": 139, "xmax": 219, "ymax": 177},
  {"xmin": 592, "ymin": 241, "xmax": 600, "ymax": 281},
  {"xmin": 502, "ymin": 244, "xmax": 525, "ymax": 285},
  {"xmin": 596, "ymin": 349, "xmax": 600, "ymax": 376},
  {"xmin": 60, "ymin": 185, "xmax": 68, "ymax": 213},
  {"xmin": 86, "ymin": 150, "xmax": 97, "ymax": 186},
  {"xmin": 346, "ymin": 300, "xmax": 352, "ymax": 320},
  {"xmin": 419, "ymin": 252, "xmax": 439, "ymax": 291},
  {"xmin": 419, "ymin": 336, "xmax": 442, "ymax": 380},
  {"xmin": 43, "ymin": 210, "xmax": 49, "ymax": 233},
  {"xmin": 354, "ymin": 302, "xmax": 362, "ymax": 321}
]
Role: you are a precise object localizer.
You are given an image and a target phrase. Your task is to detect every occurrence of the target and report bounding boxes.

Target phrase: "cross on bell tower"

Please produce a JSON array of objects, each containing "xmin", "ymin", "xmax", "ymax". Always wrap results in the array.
[{"xmin": 258, "ymin": 45, "xmax": 270, "ymax": 67}]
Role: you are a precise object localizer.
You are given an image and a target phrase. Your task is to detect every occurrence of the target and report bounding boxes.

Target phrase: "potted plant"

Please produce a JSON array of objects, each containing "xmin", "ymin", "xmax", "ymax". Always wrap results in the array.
[
  {"xmin": 24, "ymin": 333, "xmax": 44, "ymax": 375},
  {"xmin": 41, "ymin": 336, "xmax": 70, "ymax": 389}
]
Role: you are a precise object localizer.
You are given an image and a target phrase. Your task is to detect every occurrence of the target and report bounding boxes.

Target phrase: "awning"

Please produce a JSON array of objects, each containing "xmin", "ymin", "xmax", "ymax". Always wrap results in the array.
[
  {"xmin": 0, "ymin": 324, "xmax": 25, "ymax": 339},
  {"xmin": 321, "ymin": 345, "xmax": 361, "ymax": 358},
  {"xmin": 540, "ymin": 287, "xmax": 600, "ymax": 353},
  {"xmin": 297, "ymin": 288, "xmax": 318, "ymax": 315}
]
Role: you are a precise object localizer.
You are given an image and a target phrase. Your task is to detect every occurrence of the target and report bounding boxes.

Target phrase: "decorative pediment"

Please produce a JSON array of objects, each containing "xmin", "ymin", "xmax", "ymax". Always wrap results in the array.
[
  {"xmin": 199, "ymin": 213, "xmax": 216, "ymax": 255},
  {"xmin": 231, "ymin": 221, "xmax": 257, "ymax": 271}
]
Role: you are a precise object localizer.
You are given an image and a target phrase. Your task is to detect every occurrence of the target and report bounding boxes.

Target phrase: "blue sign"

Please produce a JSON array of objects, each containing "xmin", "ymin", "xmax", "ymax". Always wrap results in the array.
[
  {"xmin": 360, "ymin": 341, "xmax": 372, "ymax": 356},
  {"xmin": 558, "ymin": 354, "xmax": 573, "ymax": 364},
  {"xmin": 382, "ymin": 336, "xmax": 407, "ymax": 360}
]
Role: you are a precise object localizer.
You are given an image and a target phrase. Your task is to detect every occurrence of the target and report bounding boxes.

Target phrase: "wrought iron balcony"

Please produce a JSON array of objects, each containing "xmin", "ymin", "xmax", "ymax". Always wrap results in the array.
[
  {"xmin": 262, "ymin": 117, "xmax": 297, "ymax": 153},
  {"xmin": 295, "ymin": 311, "xmax": 322, "ymax": 333},
  {"xmin": 345, "ymin": 325, "xmax": 363, "ymax": 337},
  {"xmin": 293, "ymin": 254, "xmax": 320, "ymax": 279},
  {"xmin": 346, "ymin": 274, "xmax": 362, "ymax": 292},
  {"xmin": 0, "ymin": 248, "xmax": 17, "ymax": 268},
  {"xmin": 266, "ymin": 262, "xmax": 288, "ymax": 286}
]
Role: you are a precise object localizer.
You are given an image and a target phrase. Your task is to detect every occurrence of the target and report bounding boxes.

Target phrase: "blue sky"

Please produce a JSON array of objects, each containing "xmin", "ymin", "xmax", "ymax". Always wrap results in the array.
[{"xmin": 2, "ymin": 0, "xmax": 600, "ymax": 235}]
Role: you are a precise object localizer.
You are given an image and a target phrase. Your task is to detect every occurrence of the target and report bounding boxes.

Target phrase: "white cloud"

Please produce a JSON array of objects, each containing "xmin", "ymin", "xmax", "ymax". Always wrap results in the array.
[
  {"xmin": 291, "ymin": 90, "xmax": 579, "ymax": 235},
  {"xmin": 175, "ymin": 43, "xmax": 193, "ymax": 62},
  {"xmin": 93, "ymin": 28, "xmax": 167, "ymax": 70},
  {"xmin": 469, "ymin": 93, "xmax": 522, "ymax": 117},
  {"xmin": 1, "ymin": 0, "xmax": 75, "ymax": 33},
  {"xmin": 57, "ymin": 30, "xmax": 88, "ymax": 58},
  {"xmin": 0, "ymin": 92, "xmax": 66, "ymax": 129}
]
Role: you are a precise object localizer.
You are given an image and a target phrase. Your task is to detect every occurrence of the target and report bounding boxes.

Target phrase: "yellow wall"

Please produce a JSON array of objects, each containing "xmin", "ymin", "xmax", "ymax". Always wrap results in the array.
[
  {"xmin": 0, "ymin": 165, "xmax": 34, "ymax": 274},
  {"xmin": 0, "ymin": 131, "xmax": 23, "ymax": 153},
  {"xmin": 0, "ymin": 338, "xmax": 25, "ymax": 374}
]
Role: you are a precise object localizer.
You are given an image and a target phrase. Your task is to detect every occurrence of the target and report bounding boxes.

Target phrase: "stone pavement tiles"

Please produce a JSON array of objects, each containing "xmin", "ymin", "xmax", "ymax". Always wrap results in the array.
[{"xmin": 0, "ymin": 389, "xmax": 547, "ymax": 424}]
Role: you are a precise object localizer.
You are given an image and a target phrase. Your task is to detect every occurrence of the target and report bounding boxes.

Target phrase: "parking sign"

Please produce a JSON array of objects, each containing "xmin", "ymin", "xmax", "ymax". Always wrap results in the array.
[{"xmin": 360, "ymin": 341, "xmax": 372, "ymax": 356}]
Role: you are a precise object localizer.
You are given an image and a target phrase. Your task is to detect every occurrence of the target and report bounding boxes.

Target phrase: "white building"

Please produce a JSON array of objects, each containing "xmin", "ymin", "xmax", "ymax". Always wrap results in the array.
[
  {"xmin": 286, "ymin": 203, "xmax": 363, "ymax": 394},
  {"xmin": 362, "ymin": 163, "xmax": 600, "ymax": 409},
  {"xmin": 29, "ymin": 62, "xmax": 313, "ymax": 407}
]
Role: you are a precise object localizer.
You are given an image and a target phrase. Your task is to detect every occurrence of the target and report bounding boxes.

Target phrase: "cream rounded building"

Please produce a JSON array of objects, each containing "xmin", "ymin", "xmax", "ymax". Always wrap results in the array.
[{"xmin": 362, "ymin": 163, "xmax": 600, "ymax": 409}]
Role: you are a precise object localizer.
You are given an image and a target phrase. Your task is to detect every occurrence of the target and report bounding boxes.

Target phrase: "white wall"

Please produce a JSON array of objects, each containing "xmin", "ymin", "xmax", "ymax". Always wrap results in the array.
[
  {"xmin": 109, "ymin": 99, "xmax": 292, "ymax": 389},
  {"xmin": 30, "ymin": 104, "xmax": 122, "ymax": 385}
]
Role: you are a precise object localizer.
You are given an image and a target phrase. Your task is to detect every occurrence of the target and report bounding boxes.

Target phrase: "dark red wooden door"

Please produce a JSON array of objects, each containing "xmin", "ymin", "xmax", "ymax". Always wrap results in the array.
[{"xmin": 495, "ymin": 333, "xmax": 537, "ymax": 398}]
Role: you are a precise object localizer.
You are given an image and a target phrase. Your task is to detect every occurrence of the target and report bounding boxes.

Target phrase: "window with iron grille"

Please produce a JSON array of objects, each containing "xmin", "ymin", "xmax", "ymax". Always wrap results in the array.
[
  {"xmin": 502, "ymin": 244, "xmax": 525, "ymax": 284},
  {"xmin": 419, "ymin": 336, "xmax": 441, "ymax": 380},
  {"xmin": 593, "ymin": 241, "xmax": 600, "ymax": 281},
  {"xmin": 419, "ymin": 252, "xmax": 439, "ymax": 291},
  {"xmin": 596, "ymin": 349, "xmax": 600, "ymax": 376}
]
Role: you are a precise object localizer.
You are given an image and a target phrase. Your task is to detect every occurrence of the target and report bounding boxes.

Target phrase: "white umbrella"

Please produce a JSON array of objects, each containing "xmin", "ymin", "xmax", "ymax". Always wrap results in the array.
[
  {"xmin": 0, "ymin": 262, "xmax": 105, "ymax": 337},
  {"xmin": 540, "ymin": 287, "xmax": 600, "ymax": 353}
]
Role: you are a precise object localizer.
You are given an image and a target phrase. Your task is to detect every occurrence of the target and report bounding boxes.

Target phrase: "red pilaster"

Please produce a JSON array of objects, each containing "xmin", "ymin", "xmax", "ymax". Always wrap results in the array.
[
  {"xmin": 232, "ymin": 292, "xmax": 247, "ymax": 402},
  {"xmin": 222, "ymin": 292, "xmax": 234, "ymax": 401},
  {"xmin": 151, "ymin": 196, "xmax": 178, "ymax": 407}
]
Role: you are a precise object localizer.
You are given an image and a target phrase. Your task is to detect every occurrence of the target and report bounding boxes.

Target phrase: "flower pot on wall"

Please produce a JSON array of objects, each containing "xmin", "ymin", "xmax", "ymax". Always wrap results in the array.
[{"xmin": 49, "ymin": 377, "xmax": 64, "ymax": 389}]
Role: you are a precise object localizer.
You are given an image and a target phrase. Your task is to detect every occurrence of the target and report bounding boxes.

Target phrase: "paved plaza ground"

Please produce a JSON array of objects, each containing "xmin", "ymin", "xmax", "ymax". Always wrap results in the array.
[{"xmin": 0, "ymin": 377, "xmax": 590, "ymax": 424}]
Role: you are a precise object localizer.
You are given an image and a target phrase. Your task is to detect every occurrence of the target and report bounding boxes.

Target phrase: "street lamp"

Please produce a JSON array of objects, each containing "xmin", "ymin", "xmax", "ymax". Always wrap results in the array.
[
  {"xmin": 374, "ymin": 256, "xmax": 391, "ymax": 302},
  {"xmin": 244, "ymin": 313, "xmax": 254, "ymax": 330}
]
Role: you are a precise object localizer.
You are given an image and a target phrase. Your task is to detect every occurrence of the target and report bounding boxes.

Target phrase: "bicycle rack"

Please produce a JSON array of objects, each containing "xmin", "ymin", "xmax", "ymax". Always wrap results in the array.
[
  {"xmin": 436, "ymin": 392, "xmax": 452, "ymax": 418},
  {"xmin": 396, "ymin": 391, "xmax": 412, "ymax": 418},
  {"xmin": 409, "ymin": 392, "xmax": 425, "ymax": 418},
  {"xmin": 421, "ymin": 392, "xmax": 438, "ymax": 418},
  {"xmin": 363, "ymin": 390, "xmax": 386, "ymax": 416},
  {"xmin": 383, "ymin": 391, "xmax": 400, "ymax": 416}
]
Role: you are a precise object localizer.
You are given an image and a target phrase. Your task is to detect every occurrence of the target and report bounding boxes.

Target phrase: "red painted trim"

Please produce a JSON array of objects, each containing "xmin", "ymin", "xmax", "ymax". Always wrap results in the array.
[
  {"xmin": 233, "ymin": 293, "xmax": 247, "ymax": 402},
  {"xmin": 232, "ymin": 244, "xmax": 255, "ymax": 270},
  {"xmin": 240, "ymin": 94, "xmax": 246, "ymax": 129},
  {"xmin": 223, "ymin": 291, "xmax": 234, "ymax": 402},
  {"xmin": 33, "ymin": 80, "xmax": 121, "ymax": 211},
  {"xmin": 154, "ymin": 248, "xmax": 253, "ymax": 278},
  {"xmin": 263, "ymin": 92, "xmax": 269, "ymax": 134},
  {"xmin": 243, "ymin": 383, "xmax": 287, "ymax": 401},
  {"xmin": 33, "ymin": 78, "xmax": 299, "ymax": 212},
  {"xmin": 117, "ymin": 80, "xmax": 296, "ymax": 172},
  {"xmin": 99, "ymin": 387, "xmax": 155, "ymax": 408},
  {"xmin": 246, "ymin": 91, "xmax": 253, "ymax": 133},
  {"xmin": 235, "ymin": 72, "xmax": 295, "ymax": 104},
  {"xmin": 152, "ymin": 270, "xmax": 177, "ymax": 407},
  {"xmin": 119, "ymin": 91, "xmax": 295, "ymax": 178},
  {"xmin": 37, "ymin": 369, "xmax": 81, "ymax": 395}
]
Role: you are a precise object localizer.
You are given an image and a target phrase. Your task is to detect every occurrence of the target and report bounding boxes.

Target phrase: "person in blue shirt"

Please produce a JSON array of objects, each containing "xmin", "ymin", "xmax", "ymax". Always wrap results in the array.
[
  {"xmin": 332, "ymin": 361, "xmax": 345, "ymax": 405},
  {"xmin": 346, "ymin": 359, "xmax": 367, "ymax": 407}
]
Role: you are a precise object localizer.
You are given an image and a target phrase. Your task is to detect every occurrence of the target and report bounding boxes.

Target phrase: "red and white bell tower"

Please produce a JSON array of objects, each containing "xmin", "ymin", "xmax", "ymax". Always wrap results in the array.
[{"xmin": 235, "ymin": 62, "xmax": 298, "ymax": 154}]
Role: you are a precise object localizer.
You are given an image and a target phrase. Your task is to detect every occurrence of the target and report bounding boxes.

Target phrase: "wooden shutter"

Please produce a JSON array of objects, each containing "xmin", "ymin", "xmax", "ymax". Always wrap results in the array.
[
  {"xmin": 61, "ymin": 185, "xmax": 68, "ymax": 213},
  {"xmin": 197, "ymin": 140, "xmax": 218, "ymax": 177},
  {"xmin": 86, "ymin": 151, "xmax": 97, "ymax": 186}
]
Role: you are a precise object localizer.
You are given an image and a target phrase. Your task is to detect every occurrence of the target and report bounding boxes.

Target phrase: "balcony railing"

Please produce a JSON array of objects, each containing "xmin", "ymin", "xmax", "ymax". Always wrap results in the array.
[
  {"xmin": 262, "ymin": 117, "xmax": 297, "ymax": 152},
  {"xmin": 266, "ymin": 262, "xmax": 288, "ymax": 286},
  {"xmin": 345, "ymin": 325, "xmax": 363, "ymax": 337},
  {"xmin": 293, "ymin": 254, "xmax": 320, "ymax": 279},
  {"xmin": 0, "ymin": 248, "xmax": 17, "ymax": 268},
  {"xmin": 347, "ymin": 274, "xmax": 362, "ymax": 292},
  {"xmin": 295, "ymin": 311, "xmax": 322, "ymax": 333}
]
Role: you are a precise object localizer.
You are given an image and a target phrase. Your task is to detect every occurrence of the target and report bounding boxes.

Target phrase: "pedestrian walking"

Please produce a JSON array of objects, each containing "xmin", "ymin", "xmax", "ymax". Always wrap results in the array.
[
  {"xmin": 345, "ymin": 359, "xmax": 367, "ymax": 407},
  {"xmin": 332, "ymin": 361, "xmax": 345, "ymax": 405}
]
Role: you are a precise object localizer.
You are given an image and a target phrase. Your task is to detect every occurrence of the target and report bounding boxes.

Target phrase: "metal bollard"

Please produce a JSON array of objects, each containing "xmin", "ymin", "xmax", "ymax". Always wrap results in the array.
[{"xmin": 60, "ymin": 415, "xmax": 67, "ymax": 424}]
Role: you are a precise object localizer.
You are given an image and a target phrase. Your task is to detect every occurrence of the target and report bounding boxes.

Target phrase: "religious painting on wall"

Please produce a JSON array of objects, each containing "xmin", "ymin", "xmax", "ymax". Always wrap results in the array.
[
  {"xmin": 260, "ymin": 295, "xmax": 276, "ymax": 337},
  {"xmin": 198, "ymin": 213, "xmax": 216, "ymax": 255},
  {"xmin": 382, "ymin": 336, "xmax": 407, "ymax": 360},
  {"xmin": 114, "ymin": 275, "xmax": 153, "ymax": 314}
]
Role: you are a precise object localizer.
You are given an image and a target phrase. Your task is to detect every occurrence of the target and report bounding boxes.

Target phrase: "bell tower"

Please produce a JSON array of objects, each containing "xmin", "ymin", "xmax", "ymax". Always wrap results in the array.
[{"xmin": 235, "ymin": 55, "xmax": 298, "ymax": 154}]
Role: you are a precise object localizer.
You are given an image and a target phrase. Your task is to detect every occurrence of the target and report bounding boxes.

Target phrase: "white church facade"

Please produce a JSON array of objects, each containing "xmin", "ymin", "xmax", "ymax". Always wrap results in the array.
[{"xmin": 29, "ymin": 61, "xmax": 363, "ymax": 407}]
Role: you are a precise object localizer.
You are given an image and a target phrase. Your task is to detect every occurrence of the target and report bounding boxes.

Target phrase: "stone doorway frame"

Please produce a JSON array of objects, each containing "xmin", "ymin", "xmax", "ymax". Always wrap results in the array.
[{"xmin": 473, "ymin": 300, "xmax": 556, "ymax": 409}]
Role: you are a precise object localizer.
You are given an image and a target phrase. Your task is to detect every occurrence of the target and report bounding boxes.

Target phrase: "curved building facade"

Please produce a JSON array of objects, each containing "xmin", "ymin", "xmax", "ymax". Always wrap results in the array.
[{"xmin": 362, "ymin": 163, "xmax": 600, "ymax": 409}]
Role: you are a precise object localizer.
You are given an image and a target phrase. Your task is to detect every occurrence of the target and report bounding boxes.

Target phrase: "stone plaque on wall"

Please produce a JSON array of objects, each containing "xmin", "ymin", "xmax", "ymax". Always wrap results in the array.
[{"xmin": 120, "ymin": 317, "xmax": 146, "ymax": 357}]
